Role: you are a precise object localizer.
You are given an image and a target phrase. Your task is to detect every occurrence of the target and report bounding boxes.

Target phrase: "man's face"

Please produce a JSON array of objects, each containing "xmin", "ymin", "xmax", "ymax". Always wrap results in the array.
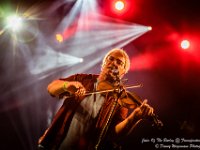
[{"xmin": 101, "ymin": 52, "xmax": 126, "ymax": 81}]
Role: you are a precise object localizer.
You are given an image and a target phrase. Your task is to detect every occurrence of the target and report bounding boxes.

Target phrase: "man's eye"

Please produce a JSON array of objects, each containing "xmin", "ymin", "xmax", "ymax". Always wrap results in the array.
[
  {"xmin": 117, "ymin": 60, "xmax": 123, "ymax": 66},
  {"xmin": 108, "ymin": 56, "xmax": 114, "ymax": 61}
]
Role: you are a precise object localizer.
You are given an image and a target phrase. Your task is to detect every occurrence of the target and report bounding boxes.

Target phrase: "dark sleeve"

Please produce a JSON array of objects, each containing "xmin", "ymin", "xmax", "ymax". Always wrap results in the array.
[
  {"xmin": 114, "ymin": 106, "xmax": 129, "ymax": 125},
  {"xmin": 60, "ymin": 74, "xmax": 97, "ymax": 84}
]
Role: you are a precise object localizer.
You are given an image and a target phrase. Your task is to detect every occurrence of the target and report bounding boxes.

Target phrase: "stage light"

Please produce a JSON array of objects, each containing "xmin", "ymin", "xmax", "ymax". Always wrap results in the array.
[
  {"xmin": 6, "ymin": 15, "xmax": 23, "ymax": 31},
  {"xmin": 114, "ymin": 0, "xmax": 125, "ymax": 11},
  {"xmin": 181, "ymin": 40, "xmax": 190, "ymax": 50},
  {"xmin": 148, "ymin": 26, "xmax": 152, "ymax": 31},
  {"xmin": 79, "ymin": 58, "xmax": 84, "ymax": 63},
  {"xmin": 56, "ymin": 33, "xmax": 64, "ymax": 43}
]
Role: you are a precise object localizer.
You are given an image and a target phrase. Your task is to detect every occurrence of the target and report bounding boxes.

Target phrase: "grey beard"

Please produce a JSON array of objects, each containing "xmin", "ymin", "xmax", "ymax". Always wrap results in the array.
[{"xmin": 105, "ymin": 72, "xmax": 120, "ymax": 86}]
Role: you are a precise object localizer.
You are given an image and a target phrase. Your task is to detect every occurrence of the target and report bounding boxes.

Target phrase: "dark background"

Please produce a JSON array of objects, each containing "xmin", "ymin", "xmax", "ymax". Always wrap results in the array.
[{"xmin": 0, "ymin": 0, "xmax": 200, "ymax": 149}]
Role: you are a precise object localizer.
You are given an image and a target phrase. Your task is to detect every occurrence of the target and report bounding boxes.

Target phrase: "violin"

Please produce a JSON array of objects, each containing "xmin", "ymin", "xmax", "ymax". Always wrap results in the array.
[
  {"xmin": 126, "ymin": 91, "xmax": 163, "ymax": 129},
  {"xmin": 96, "ymin": 80, "xmax": 163, "ymax": 129}
]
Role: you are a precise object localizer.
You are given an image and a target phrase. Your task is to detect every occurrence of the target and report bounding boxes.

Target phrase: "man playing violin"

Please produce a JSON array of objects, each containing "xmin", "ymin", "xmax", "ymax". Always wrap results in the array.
[{"xmin": 38, "ymin": 48, "xmax": 154, "ymax": 150}]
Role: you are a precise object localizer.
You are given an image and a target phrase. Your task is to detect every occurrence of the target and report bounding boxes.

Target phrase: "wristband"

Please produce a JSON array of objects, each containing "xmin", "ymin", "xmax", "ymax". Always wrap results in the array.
[{"xmin": 63, "ymin": 82, "xmax": 68, "ymax": 91}]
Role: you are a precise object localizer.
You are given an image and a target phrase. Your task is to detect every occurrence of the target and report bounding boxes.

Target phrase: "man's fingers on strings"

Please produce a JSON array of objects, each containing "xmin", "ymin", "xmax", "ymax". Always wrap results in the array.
[
  {"xmin": 147, "ymin": 106, "xmax": 154, "ymax": 116},
  {"xmin": 140, "ymin": 99, "xmax": 154, "ymax": 116},
  {"xmin": 140, "ymin": 99, "xmax": 148, "ymax": 109}
]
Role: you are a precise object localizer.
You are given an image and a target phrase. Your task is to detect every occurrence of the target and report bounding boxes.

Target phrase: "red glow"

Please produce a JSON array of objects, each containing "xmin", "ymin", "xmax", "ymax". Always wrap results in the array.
[
  {"xmin": 130, "ymin": 52, "xmax": 155, "ymax": 71},
  {"xmin": 130, "ymin": 50, "xmax": 174, "ymax": 71},
  {"xmin": 63, "ymin": 24, "xmax": 77, "ymax": 40}
]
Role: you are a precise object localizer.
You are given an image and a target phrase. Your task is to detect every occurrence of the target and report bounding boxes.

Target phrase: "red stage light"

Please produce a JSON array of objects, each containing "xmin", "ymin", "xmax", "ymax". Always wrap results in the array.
[
  {"xmin": 181, "ymin": 40, "xmax": 190, "ymax": 50},
  {"xmin": 102, "ymin": 0, "xmax": 134, "ymax": 19},
  {"xmin": 111, "ymin": 0, "xmax": 128, "ymax": 14},
  {"xmin": 114, "ymin": 0, "xmax": 125, "ymax": 11}
]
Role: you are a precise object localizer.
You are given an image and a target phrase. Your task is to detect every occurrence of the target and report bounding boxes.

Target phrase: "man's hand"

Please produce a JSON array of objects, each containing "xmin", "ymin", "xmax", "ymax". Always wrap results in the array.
[
  {"xmin": 132, "ymin": 99, "xmax": 154, "ymax": 120},
  {"xmin": 115, "ymin": 99, "xmax": 154, "ymax": 136},
  {"xmin": 67, "ymin": 81, "xmax": 86, "ymax": 98}
]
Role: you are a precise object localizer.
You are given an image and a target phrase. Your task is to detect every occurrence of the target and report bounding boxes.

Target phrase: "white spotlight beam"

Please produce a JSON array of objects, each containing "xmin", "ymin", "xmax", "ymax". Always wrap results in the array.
[
  {"xmin": 55, "ymin": 0, "xmax": 83, "ymax": 32},
  {"xmin": 28, "ymin": 47, "xmax": 83, "ymax": 75},
  {"xmin": 58, "ymin": 23, "xmax": 149, "ymax": 58}
]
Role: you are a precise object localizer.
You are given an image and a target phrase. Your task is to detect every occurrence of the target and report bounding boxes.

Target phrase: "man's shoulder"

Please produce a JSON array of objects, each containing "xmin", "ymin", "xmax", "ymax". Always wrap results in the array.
[
  {"xmin": 60, "ymin": 73, "xmax": 98, "ymax": 81},
  {"xmin": 75, "ymin": 73, "xmax": 99, "ymax": 80},
  {"xmin": 69, "ymin": 74, "xmax": 99, "ymax": 83}
]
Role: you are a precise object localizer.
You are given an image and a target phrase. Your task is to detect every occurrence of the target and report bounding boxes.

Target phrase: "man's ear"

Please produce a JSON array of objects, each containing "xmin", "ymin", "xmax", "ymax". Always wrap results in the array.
[
  {"xmin": 101, "ymin": 60, "xmax": 108, "ymax": 71},
  {"xmin": 101, "ymin": 63, "xmax": 105, "ymax": 71}
]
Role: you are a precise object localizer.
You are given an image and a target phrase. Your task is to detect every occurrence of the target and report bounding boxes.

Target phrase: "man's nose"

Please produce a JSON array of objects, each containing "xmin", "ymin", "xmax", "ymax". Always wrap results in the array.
[{"xmin": 112, "ymin": 60, "xmax": 120, "ymax": 68}]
